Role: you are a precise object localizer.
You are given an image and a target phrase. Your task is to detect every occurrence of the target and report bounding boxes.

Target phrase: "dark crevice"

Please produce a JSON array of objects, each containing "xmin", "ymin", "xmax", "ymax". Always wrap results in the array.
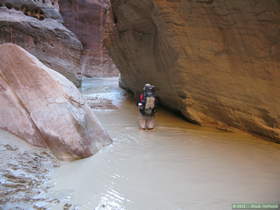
[{"xmin": 1, "ymin": 3, "xmax": 45, "ymax": 21}]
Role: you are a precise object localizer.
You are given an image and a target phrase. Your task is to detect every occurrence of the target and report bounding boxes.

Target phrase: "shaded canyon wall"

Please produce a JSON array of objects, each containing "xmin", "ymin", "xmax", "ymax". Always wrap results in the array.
[
  {"xmin": 107, "ymin": 0, "xmax": 280, "ymax": 142},
  {"xmin": 0, "ymin": 0, "xmax": 83, "ymax": 86},
  {"xmin": 60, "ymin": 0, "xmax": 119, "ymax": 77},
  {"xmin": 0, "ymin": 0, "xmax": 119, "ymax": 85}
]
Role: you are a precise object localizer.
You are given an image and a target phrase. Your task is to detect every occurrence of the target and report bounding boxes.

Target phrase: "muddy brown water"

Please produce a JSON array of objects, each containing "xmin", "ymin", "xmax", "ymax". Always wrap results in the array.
[
  {"xmin": 0, "ymin": 77, "xmax": 279, "ymax": 210},
  {"xmin": 50, "ymin": 77, "xmax": 280, "ymax": 210}
]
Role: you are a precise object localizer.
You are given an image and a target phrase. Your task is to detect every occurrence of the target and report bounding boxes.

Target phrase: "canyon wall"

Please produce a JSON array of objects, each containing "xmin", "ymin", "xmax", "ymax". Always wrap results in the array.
[
  {"xmin": 0, "ymin": 0, "xmax": 83, "ymax": 86},
  {"xmin": 107, "ymin": 0, "xmax": 280, "ymax": 142},
  {"xmin": 60, "ymin": 0, "xmax": 119, "ymax": 77}
]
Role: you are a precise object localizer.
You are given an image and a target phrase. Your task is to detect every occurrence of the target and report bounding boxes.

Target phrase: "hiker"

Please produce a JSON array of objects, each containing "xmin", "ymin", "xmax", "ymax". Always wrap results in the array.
[{"xmin": 137, "ymin": 83, "xmax": 157, "ymax": 130}]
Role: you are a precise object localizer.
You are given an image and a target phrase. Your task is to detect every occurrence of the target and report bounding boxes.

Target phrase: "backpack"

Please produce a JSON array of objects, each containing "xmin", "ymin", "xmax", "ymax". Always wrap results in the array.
[{"xmin": 143, "ymin": 92, "xmax": 156, "ymax": 116}]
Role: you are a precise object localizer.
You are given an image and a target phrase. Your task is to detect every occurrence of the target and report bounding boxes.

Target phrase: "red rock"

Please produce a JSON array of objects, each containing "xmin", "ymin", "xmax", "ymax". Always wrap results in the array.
[
  {"xmin": 0, "ymin": 1, "xmax": 83, "ymax": 86},
  {"xmin": 107, "ymin": 0, "xmax": 280, "ymax": 142},
  {"xmin": 60, "ymin": 0, "xmax": 119, "ymax": 77},
  {"xmin": 0, "ymin": 43, "xmax": 112, "ymax": 160}
]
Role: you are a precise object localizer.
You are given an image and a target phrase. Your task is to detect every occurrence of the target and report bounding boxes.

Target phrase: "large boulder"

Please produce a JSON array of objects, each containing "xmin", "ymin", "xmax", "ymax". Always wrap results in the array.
[
  {"xmin": 107, "ymin": 0, "xmax": 280, "ymax": 142},
  {"xmin": 59, "ymin": 0, "xmax": 119, "ymax": 77},
  {"xmin": 0, "ymin": 0, "xmax": 82, "ymax": 86},
  {"xmin": 0, "ymin": 43, "xmax": 112, "ymax": 160}
]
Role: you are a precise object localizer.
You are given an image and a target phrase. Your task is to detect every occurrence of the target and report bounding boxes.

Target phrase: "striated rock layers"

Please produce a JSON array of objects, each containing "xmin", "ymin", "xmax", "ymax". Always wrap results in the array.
[
  {"xmin": 107, "ymin": 0, "xmax": 280, "ymax": 142},
  {"xmin": 0, "ymin": 43, "xmax": 112, "ymax": 160},
  {"xmin": 60, "ymin": 0, "xmax": 119, "ymax": 77},
  {"xmin": 0, "ymin": 0, "xmax": 82, "ymax": 86}
]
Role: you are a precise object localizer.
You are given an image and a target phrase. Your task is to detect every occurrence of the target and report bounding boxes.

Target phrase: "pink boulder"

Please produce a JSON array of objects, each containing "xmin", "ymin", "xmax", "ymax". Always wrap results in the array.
[{"xmin": 0, "ymin": 43, "xmax": 112, "ymax": 160}]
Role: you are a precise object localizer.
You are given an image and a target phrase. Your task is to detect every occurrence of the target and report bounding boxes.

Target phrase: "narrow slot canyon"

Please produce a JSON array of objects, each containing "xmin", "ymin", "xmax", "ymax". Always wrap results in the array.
[{"xmin": 0, "ymin": 0, "xmax": 279, "ymax": 210}]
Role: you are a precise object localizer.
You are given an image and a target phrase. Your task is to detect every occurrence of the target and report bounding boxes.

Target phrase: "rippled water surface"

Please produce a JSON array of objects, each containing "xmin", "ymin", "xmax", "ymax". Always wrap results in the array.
[
  {"xmin": 0, "ymin": 130, "xmax": 61, "ymax": 209},
  {"xmin": 51, "ymin": 77, "xmax": 280, "ymax": 210}
]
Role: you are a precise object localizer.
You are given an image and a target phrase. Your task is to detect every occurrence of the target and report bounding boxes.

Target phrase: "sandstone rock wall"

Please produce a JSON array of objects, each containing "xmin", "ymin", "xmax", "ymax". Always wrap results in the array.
[
  {"xmin": 60, "ymin": 0, "xmax": 119, "ymax": 77},
  {"xmin": 0, "ymin": 0, "xmax": 82, "ymax": 86},
  {"xmin": 0, "ymin": 44, "xmax": 112, "ymax": 160},
  {"xmin": 0, "ymin": 0, "xmax": 61, "ymax": 19},
  {"xmin": 107, "ymin": 0, "xmax": 280, "ymax": 142}
]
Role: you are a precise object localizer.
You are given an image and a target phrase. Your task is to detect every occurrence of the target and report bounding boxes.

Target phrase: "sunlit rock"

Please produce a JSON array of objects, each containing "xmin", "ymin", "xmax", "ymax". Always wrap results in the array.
[
  {"xmin": 107, "ymin": 0, "xmax": 280, "ymax": 142},
  {"xmin": 0, "ymin": 43, "xmax": 112, "ymax": 160}
]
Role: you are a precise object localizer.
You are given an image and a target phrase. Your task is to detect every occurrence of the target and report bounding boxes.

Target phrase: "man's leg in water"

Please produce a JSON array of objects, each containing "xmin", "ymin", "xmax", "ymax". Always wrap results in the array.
[
  {"xmin": 146, "ymin": 116, "xmax": 155, "ymax": 130},
  {"xmin": 138, "ymin": 113, "xmax": 146, "ymax": 129}
]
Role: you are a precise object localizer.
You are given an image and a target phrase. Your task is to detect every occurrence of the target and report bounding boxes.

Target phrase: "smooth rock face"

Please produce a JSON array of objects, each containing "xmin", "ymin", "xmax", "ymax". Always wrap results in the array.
[
  {"xmin": 60, "ymin": 0, "xmax": 119, "ymax": 77},
  {"xmin": 107, "ymin": 0, "xmax": 280, "ymax": 142},
  {"xmin": 0, "ymin": 1, "xmax": 82, "ymax": 86},
  {"xmin": 0, "ymin": 43, "xmax": 112, "ymax": 160}
]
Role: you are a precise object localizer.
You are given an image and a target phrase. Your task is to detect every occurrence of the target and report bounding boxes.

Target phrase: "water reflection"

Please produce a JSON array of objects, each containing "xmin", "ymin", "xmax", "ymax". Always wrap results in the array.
[{"xmin": 95, "ymin": 187, "xmax": 130, "ymax": 210}]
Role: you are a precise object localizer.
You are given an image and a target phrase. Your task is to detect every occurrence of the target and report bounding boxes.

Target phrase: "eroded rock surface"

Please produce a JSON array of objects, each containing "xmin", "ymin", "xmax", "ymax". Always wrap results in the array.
[
  {"xmin": 0, "ymin": 130, "xmax": 79, "ymax": 209},
  {"xmin": 107, "ymin": 0, "xmax": 280, "ymax": 142},
  {"xmin": 0, "ymin": 0, "xmax": 82, "ymax": 86},
  {"xmin": 60, "ymin": 0, "xmax": 119, "ymax": 77},
  {"xmin": 0, "ymin": 43, "xmax": 112, "ymax": 160},
  {"xmin": 0, "ymin": 142, "xmax": 59, "ymax": 209}
]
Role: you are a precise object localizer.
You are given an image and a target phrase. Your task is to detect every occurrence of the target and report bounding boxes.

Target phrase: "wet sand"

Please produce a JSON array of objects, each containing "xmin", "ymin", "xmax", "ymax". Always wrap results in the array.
[{"xmin": 51, "ymin": 77, "xmax": 280, "ymax": 210}]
